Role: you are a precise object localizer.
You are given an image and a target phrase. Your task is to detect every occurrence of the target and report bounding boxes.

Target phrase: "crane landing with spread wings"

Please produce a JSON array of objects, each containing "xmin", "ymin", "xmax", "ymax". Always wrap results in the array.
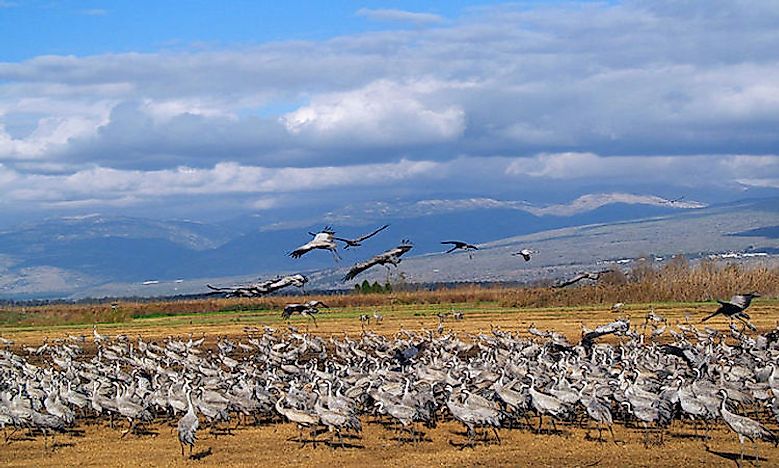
[
  {"xmin": 206, "ymin": 274, "xmax": 307, "ymax": 297},
  {"xmin": 290, "ymin": 226, "xmax": 340, "ymax": 261},
  {"xmin": 343, "ymin": 241, "xmax": 413, "ymax": 281}
]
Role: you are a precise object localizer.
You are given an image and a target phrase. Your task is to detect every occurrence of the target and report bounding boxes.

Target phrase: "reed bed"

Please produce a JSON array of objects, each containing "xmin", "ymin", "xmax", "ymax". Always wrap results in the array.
[{"xmin": 1, "ymin": 259, "xmax": 777, "ymax": 328}]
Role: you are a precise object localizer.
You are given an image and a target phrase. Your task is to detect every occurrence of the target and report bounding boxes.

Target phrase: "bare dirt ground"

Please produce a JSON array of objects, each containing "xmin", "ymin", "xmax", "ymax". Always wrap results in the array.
[{"xmin": 1, "ymin": 300, "xmax": 778, "ymax": 467}]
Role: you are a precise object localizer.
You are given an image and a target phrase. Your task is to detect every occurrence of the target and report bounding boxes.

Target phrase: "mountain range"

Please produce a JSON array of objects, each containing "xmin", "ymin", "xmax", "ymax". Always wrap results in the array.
[{"xmin": 0, "ymin": 193, "xmax": 776, "ymax": 299}]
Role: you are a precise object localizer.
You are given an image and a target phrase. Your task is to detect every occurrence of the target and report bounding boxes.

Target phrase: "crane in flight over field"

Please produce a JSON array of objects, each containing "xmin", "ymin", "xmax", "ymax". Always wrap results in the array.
[
  {"xmin": 554, "ymin": 269, "xmax": 612, "ymax": 288},
  {"xmin": 512, "ymin": 249, "xmax": 535, "ymax": 261},
  {"xmin": 343, "ymin": 241, "xmax": 413, "ymax": 281},
  {"xmin": 290, "ymin": 226, "xmax": 340, "ymax": 261},
  {"xmin": 282, "ymin": 300, "xmax": 328, "ymax": 326},
  {"xmin": 701, "ymin": 293, "xmax": 760, "ymax": 331},
  {"xmin": 441, "ymin": 241, "xmax": 478, "ymax": 259},
  {"xmin": 333, "ymin": 224, "xmax": 390, "ymax": 249},
  {"xmin": 206, "ymin": 274, "xmax": 307, "ymax": 297}
]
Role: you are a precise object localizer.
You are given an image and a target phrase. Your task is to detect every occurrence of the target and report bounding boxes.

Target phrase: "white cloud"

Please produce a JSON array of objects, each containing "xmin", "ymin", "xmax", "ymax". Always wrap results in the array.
[
  {"xmin": 505, "ymin": 153, "xmax": 779, "ymax": 187},
  {"xmin": 0, "ymin": 1, "xmax": 778, "ymax": 216},
  {"xmin": 281, "ymin": 79, "xmax": 466, "ymax": 146},
  {"xmin": 0, "ymin": 159, "xmax": 442, "ymax": 207},
  {"xmin": 356, "ymin": 8, "xmax": 444, "ymax": 25}
]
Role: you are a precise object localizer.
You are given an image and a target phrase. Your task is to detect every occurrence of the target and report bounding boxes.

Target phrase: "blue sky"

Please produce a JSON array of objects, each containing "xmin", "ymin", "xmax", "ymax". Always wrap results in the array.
[
  {"xmin": 0, "ymin": 0, "xmax": 778, "ymax": 224},
  {"xmin": 0, "ymin": 1, "xmax": 516, "ymax": 60}
]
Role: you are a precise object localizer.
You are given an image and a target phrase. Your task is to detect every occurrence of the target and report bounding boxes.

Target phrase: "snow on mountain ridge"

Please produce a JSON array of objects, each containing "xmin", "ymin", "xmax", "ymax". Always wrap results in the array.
[{"xmin": 322, "ymin": 193, "xmax": 706, "ymax": 222}]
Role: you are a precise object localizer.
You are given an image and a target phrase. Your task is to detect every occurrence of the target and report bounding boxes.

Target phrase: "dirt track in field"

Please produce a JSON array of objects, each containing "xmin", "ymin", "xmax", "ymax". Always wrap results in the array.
[{"xmin": 1, "ymin": 301, "xmax": 779, "ymax": 467}]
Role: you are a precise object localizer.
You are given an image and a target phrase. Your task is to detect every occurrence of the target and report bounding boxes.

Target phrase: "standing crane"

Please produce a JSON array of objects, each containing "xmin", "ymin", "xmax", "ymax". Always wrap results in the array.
[
  {"xmin": 177, "ymin": 383, "xmax": 199, "ymax": 458},
  {"xmin": 718, "ymin": 389, "xmax": 777, "ymax": 463}
]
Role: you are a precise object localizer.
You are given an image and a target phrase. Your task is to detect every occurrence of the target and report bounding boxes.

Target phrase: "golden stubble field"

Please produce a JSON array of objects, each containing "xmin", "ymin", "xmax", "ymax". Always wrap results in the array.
[{"xmin": 1, "ymin": 300, "xmax": 779, "ymax": 467}]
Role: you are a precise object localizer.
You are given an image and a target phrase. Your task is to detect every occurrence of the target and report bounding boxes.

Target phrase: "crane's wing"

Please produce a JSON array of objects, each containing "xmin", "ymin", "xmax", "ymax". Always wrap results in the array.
[
  {"xmin": 553, "ymin": 273, "xmax": 588, "ymax": 288},
  {"xmin": 444, "ymin": 246, "xmax": 458, "ymax": 254},
  {"xmin": 289, "ymin": 242, "xmax": 314, "ymax": 258},
  {"xmin": 728, "ymin": 295, "xmax": 749, "ymax": 309},
  {"xmin": 701, "ymin": 309, "xmax": 722, "ymax": 322},
  {"xmin": 343, "ymin": 256, "xmax": 382, "ymax": 281},
  {"xmin": 353, "ymin": 224, "xmax": 390, "ymax": 243}
]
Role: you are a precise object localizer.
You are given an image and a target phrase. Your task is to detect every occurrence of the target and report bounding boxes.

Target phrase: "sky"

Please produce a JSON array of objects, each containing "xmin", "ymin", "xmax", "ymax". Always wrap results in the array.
[{"xmin": 1, "ymin": 0, "xmax": 778, "ymax": 225}]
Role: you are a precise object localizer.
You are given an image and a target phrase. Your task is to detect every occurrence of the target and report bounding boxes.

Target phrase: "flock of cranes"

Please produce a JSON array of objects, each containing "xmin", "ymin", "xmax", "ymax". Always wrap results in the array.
[
  {"xmin": 1, "ymin": 215, "xmax": 774, "ymax": 462},
  {"xmin": 207, "ymin": 224, "xmax": 538, "ymax": 297},
  {"xmin": 1, "ymin": 304, "xmax": 778, "ymax": 462}
]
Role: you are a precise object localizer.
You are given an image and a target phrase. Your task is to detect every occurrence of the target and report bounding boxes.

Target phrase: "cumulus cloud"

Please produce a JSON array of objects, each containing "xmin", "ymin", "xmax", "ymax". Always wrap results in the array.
[
  {"xmin": 0, "ymin": 0, "xmax": 778, "ymax": 216},
  {"xmin": 281, "ymin": 80, "xmax": 466, "ymax": 146}
]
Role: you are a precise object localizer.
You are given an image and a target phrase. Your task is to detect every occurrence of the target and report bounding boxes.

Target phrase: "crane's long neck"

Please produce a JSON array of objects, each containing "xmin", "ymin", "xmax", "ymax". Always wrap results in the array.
[{"xmin": 185, "ymin": 387, "xmax": 195, "ymax": 414}]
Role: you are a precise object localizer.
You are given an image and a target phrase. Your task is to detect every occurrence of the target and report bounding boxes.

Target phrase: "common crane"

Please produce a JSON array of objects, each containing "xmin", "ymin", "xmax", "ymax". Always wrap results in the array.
[
  {"xmin": 343, "ymin": 241, "xmax": 413, "ymax": 281},
  {"xmin": 554, "ymin": 269, "xmax": 612, "ymax": 288},
  {"xmin": 440, "ymin": 241, "xmax": 478, "ymax": 259},
  {"xmin": 718, "ymin": 389, "xmax": 777, "ymax": 463},
  {"xmin": 177, "ymin": 383, "xmax": 199, "ymax": 458},
  {"xmin": 282, "ymin": 301, "xmax": 328, "ymax": 326},
  {"xmin": 290, "ymin": 227, "xmax": 340, "ymax": 261},
  {"xmin": 206, "ymin": 274, "xmax": 307, "ymax": 297},
  {"xmin": 512, "ymin": 249, "xmax": 535, "ymax": 261},
  {"xmin": 275, "ymin": 395, "xmax": 321, "ymax": 447},
  {"xmin": 702, "ymin": 293, "xmax": 760, "ymax": 331}
]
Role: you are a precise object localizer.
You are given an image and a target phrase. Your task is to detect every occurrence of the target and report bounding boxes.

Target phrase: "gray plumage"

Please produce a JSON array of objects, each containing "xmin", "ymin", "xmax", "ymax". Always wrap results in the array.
[{"xmin": 177, "ymin": 385, "xmax": 199, "ymax": 457}]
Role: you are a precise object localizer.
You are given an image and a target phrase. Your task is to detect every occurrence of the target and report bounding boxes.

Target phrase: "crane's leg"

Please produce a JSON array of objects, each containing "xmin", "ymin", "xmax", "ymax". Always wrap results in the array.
[
  {"xmin": 739, "ymin": 440, "xmax": 744, "ymax": 463},
  {"xmin": 121, "ymin": 418, "xmax": 134, "ymax": 438},
  {"xmin": 609, "ymin": 424, "xmax": 618, "ymax": 445},
  {"xmin": 180, "ymin": 441, "xmax": 185, "ymax": 457},
  {"xmin": 537, "ymin": 414, "xmax": 543, "ymax": 433},
  {"xmin": 492, "ymin": 427, "xmax": 501, "ymax": 445},
  {"xmin": 736, "ymin": 315, "xmax": 757, "ymax": 331}
]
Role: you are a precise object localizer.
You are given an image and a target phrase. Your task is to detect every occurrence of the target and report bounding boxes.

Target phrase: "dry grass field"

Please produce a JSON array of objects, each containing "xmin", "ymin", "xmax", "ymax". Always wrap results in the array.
[{"xmin": 2, "ymin": 296, "xmax": 779, "ymax": 467}]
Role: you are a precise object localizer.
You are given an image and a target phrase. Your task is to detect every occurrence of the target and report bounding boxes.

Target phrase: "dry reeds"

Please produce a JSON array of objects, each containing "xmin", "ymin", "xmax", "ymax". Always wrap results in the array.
[{"xmin": 1, "ymin": 259, "xmax": 776, "ymax": 327}]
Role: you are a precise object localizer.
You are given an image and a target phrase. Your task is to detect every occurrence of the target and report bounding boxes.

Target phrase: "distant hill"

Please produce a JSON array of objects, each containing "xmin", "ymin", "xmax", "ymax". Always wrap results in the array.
[
  {"xmin": 307, "ymin": 197, "xmax": 779, "ymax": 289},
  {"xmin": 0, "ymin": 194, "xmax": 775, "ymax": 299}
]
